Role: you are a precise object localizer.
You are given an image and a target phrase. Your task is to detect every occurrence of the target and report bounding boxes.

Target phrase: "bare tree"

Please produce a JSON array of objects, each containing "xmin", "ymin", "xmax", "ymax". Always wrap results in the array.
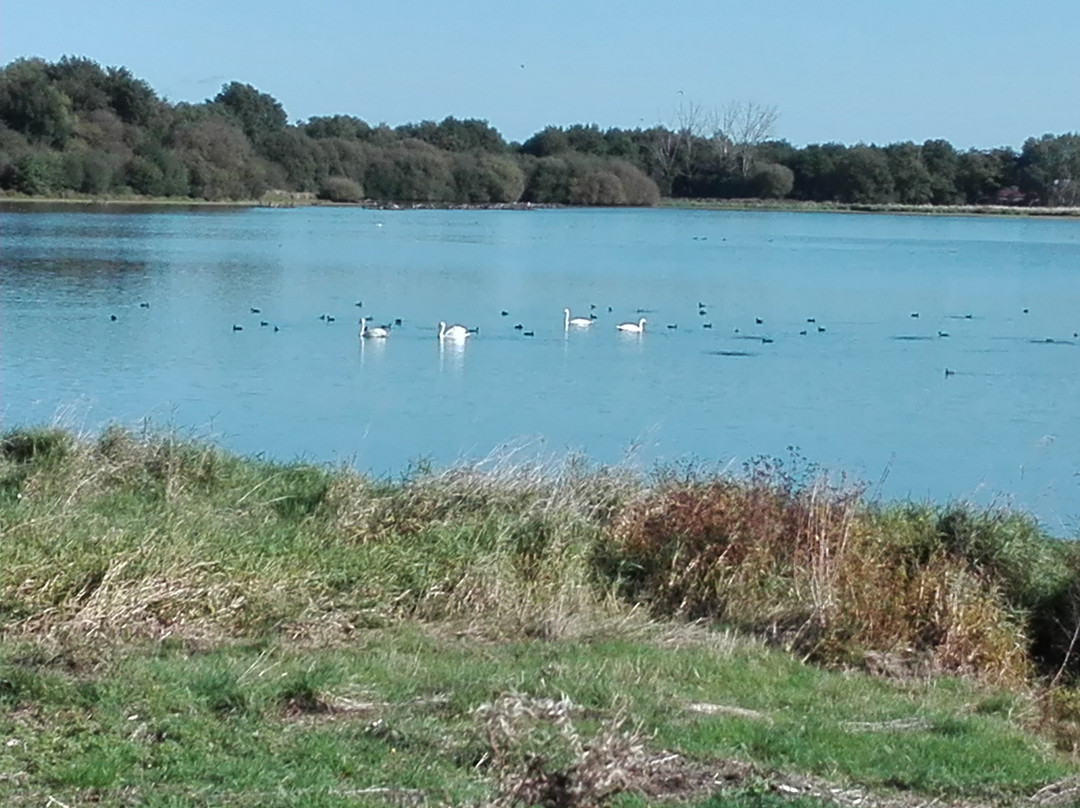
[
  {"xmin": 708, "ymin": 101, "xmax": 779, "ymax": 177},
  {"xmin": 650, "ymin": 99, "xmax": 707, "ymax": 193}
]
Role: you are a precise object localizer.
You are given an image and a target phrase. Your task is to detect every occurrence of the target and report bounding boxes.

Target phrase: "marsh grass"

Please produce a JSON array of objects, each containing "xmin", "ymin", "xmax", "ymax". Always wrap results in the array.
[{"xmin": 3, "ymin": 426, "xmax": 1080, "ymax": 805}]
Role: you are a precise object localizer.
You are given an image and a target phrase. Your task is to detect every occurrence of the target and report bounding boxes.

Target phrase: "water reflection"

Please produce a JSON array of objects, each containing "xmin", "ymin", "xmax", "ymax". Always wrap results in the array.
[
  {"xmin": 438, "ymin": 336, "xmax": 467, "ymax": 375},
  {"xmin": 358, "ymin": 334, "xmax": 387, "ymax": 365}
]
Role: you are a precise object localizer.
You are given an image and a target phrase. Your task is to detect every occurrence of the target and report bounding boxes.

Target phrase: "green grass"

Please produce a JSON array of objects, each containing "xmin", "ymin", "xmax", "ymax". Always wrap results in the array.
[
  {"xmin": 1, "ymin": 628, "xmax": 1072, "ymax": 807},
  {"xmin": 3, "ymin": 425, "xmax": 1080, "ymax": 806}
]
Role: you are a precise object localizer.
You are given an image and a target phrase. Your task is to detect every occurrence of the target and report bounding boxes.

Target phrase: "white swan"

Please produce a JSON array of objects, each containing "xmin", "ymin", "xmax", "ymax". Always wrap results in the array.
[
  {"xmin": 359, "ymin": 317, "xmax": 389, "ymax": 338},
  {"xmin": 616, "ymin": 317, "xmax": 647, "ymax": 333},
  {"xmin": 438, "ymin": 321, "xmax": 471, "ymax": 340},
  {"xmin": 564, "ymin": 308, "xmax": 593, "ymax": 329}
]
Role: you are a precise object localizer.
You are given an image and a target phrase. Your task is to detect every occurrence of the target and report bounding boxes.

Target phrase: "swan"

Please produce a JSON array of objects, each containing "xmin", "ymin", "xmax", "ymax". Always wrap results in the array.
[
  {"xmin": 438, "ymin": 321, "xmax": 471, "ymax": 340},
  {"xmin": 564, "ymin": 308, "xmax": 593, "ymax": 328},
  {"xmin": 616, "ymin": 318, "xmax": 646, "ymax": 333},
  {"xmin": 359, "ymin": 317, "xmax": 389, "ymax": 338}
]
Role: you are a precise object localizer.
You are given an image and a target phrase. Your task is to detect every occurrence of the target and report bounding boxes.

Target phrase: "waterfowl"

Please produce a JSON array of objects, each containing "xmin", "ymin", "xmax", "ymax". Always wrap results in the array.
[
  {"xmin": 110, "ymin": 314, "xmax": 117, "ymax": 321},
  {"xmin": 232, "ymin": 324, "xmax": 243, "ymax": 331},
  {"xmin": 514, "ymin": 323, "xmax": 524, "ymax": 330},
  {"xmin": 438, "ymin": 321, "xmax": 471, "ymax": 340},
  {"xmin": 617, "ymin": 318, "xmax": 646, "ymax": 333},
  {"xmin": 564, "ymin": 308, "xmax": 593, "ymax": 328},
  {"xmin": 523, "ymin": 330, "xmax": 535, "ymax": 337},
  {"xmin": 360, "ymin": 317, "xmax": 389, "ymax": 338},
  {"xmin": 250, "ymin": 307, "xmax": 260, "ymax": 314}
]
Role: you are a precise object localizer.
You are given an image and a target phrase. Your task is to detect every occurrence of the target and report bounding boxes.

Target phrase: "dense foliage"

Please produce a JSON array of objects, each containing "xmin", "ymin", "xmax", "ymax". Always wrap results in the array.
[{"xmin": 1, "ymin": 55, "xmax": 1078, "ymax": 206}]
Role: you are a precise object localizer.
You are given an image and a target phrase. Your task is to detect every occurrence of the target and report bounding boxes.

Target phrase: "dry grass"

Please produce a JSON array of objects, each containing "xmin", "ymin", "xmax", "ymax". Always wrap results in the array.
[{"xmin": 1, "ymin": 427, "xmax": 1075, "ymax": 688}]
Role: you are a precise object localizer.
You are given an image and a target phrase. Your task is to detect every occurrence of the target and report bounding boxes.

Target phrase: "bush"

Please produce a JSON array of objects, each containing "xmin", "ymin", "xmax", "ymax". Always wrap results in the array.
[{"xmin": 317, "ymin": 175, "xmax": 364, "ymax": 202}]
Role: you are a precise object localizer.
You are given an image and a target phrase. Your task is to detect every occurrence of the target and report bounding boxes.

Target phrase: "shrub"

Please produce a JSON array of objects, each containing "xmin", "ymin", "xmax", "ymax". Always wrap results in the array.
[{"xmin": 317, "ymin": 175, "xmax": 364, "ymax": 202}]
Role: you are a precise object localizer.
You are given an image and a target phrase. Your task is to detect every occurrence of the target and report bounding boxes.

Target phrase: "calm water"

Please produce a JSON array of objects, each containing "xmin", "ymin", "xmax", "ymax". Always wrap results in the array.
[{"xmin": 2, "ymin": 205, "xmax": 1079, "ymax": 534}]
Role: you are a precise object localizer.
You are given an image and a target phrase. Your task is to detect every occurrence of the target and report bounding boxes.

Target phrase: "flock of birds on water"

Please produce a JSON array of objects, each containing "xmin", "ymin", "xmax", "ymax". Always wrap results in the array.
[{"xmin": 113, "ymin": 300, "xmax": 1077, "ymax": 377}]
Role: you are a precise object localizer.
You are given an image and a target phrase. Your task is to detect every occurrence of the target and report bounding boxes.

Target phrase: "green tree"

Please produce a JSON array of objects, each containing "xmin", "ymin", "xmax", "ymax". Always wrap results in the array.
[
  {"xmin": 564, "ymin": 124, "xmax": 608, "ymax": 156},
  {"xmin": 956, "ymin": 147, "xmax": 1017, "ymax": 203},
  {"xmin": 303, "ymin": 114, "xmax": 372, "ymax": 140},
  {"xmin": 47, "ymin": 56, "xmax": 110, "ymax": 114},
  {"xmin": 0, "ymin": 58, "xmax": 75, "ymax": 146},
  {"xmin": 172, "ymin": 117, "xmax": 266, "ymax": 200},
  {"xmin": 1019, "ymin": 134, "xmax": 1080, "ymax": 205},
  {"xmin": 520, "ymin": 126, "xmax": 570, "ymax": 157},
  {"xmin": 261, "ymin": 129, "xmax": 322, "ymax": 191},
  {"xmin": 363, "ymin": 140, "xmax": 453, "ymax": 202},
  {"xmin": 747, "ymin": 162, "xmax": 794, "ymax": 199},
  {"xmin": 398, "ymin": 116, "xmax": 506, "ymax": 153},
  {"xmin": 922, "ymin": 139, "xmax": 961, "ymax": 204},
  {"xmin": 213, "ymin": 82, "xmax": 287, "ymax": 148},
  {"xmin": 832, "ymin": 145, "xmax": 894, "ymax": 203},
  {"xmin": 104, "ymin": 66, "xmax": 159, "ymax": 127},
  {"xmin": 451, "ymin": 152, "xmax": 524, "ymax": 203},
  {"xmin": 13, "ymin": 151, "xmax": 63, "ymax": 194},
  {"xmin": 521, "ymin": 155, "xmax": 573, "ymax": 202},
  {"xmin": 884, "ymin": 142, "xmax": 932, "ymax": 204}
]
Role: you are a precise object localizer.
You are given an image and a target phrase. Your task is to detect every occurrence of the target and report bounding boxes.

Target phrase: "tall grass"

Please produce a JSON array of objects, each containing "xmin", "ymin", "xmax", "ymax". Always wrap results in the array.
[{"xmin": 2, "ymin": 426, "xmax": 1078, "ymax": 685}]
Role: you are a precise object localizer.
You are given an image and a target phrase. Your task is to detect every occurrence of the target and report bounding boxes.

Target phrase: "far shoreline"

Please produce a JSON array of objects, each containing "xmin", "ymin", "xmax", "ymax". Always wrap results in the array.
[{"xmin": 2, "ymin": 192, "xmax": 1079, "ymax": 219}]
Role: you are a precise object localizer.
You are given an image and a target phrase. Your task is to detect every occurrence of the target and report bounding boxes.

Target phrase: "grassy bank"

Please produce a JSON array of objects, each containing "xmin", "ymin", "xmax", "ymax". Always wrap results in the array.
[
  {"xmin": 3, "ymin": 426, "xmax": 1080, "ymax": 807},
  {"xmin": 661, "ymin": 198, "xmax": 1080, "ymax": 218}
]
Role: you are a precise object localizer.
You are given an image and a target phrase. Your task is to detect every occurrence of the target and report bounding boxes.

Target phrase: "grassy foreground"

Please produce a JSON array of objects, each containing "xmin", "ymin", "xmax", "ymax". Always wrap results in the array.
[{"xmin": 3, "ymin": 426, "xmax": 1080, "ymax": 807}]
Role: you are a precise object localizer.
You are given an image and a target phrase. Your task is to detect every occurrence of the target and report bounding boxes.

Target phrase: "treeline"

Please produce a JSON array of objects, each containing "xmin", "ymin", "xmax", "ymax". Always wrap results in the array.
[{"xmin": 0, "ymin": 55, "xmax": 1077, "ymax": 207}]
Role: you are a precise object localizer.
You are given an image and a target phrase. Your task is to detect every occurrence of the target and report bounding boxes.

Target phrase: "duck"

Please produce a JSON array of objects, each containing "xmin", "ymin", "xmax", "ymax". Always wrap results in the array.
[
  {"xmin": 360, "ymin": 317, "xmax": 389, "ymax": 338},
  {"xmin": 617, "ymin": 318, "xmax": 647, "ymax": 333},
  {"xmin": 438, "ymin": 321, "xmax": 471, "ymax": 340},
  {"xmin": 564, "ymin": 308, "xmax": 593, "ymax": 328}
]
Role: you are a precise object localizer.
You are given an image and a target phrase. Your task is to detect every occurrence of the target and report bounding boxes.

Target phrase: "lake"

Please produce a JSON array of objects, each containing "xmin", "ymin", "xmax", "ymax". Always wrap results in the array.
[{"xmin": 2, "ymin": 204, "xmax": 1078, "ymax": 535}]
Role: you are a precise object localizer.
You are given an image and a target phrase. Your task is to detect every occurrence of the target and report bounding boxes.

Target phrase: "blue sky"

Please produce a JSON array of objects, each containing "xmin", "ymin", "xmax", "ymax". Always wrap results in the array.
[{"xmin": 3, "ymin": 0, "xmax": 1077, "ymax": 149}]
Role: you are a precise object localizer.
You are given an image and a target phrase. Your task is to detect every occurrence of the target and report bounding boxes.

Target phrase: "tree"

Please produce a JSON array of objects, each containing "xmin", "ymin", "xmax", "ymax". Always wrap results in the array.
[
  {"xmin": 172, "ymin": 117, "xmax": 266, "ymax": 200},
  {"xmin": 785, "ymin": 143, "xmax": 846, "ymax": 201},
  {"xmin": 884, "ymin": 142, "xmax": 932, "ymax": 204},
  {"xmin": 832, "ymin": 145, "xmax": 894, "ymax": 203},
  {"xmin": 451, "ymin": 152, "xmax": 524, "ymax": 203},
  {"xmin": 1019, "ymin": 134, "xmax": 1080, "ymax": 205},
  {"xmin": 564, "ymin": 124, "xmax": 608, "ymax": 156},
  {"xmin": 47, "ymin": 56, "xmax": 110, "ymax": 114},
  {"xmin": 397, "ymin": 116, "xmax": 506, "ymax": 153},
  {"xmin": 956, "ymin": 147, "xmax": 1017, "ymax": 203},
  {"xmin": 0, "ymin": 58, "xmax": 75, "ymax": 146},
  {"xmin": 520, "ymin": 126, "xmax": 570, "ymax": 157},
  {"xmin": 922, "ymin": 139, "xmax": 961, "ymax": 204},
  {"xmin": 303, "ymin": 114, "xmax": 371, "ymax": 140},
  {"xmin": 104, "ymin": 66, "xmax": 159, "ymax": 127},
  {"xmin": 213, "ymin": 82, "xmax": 287, "ymax": 148},
  {"xmin": 708, "ymin": 100, "xmax": 779, "ymax": 177}
]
